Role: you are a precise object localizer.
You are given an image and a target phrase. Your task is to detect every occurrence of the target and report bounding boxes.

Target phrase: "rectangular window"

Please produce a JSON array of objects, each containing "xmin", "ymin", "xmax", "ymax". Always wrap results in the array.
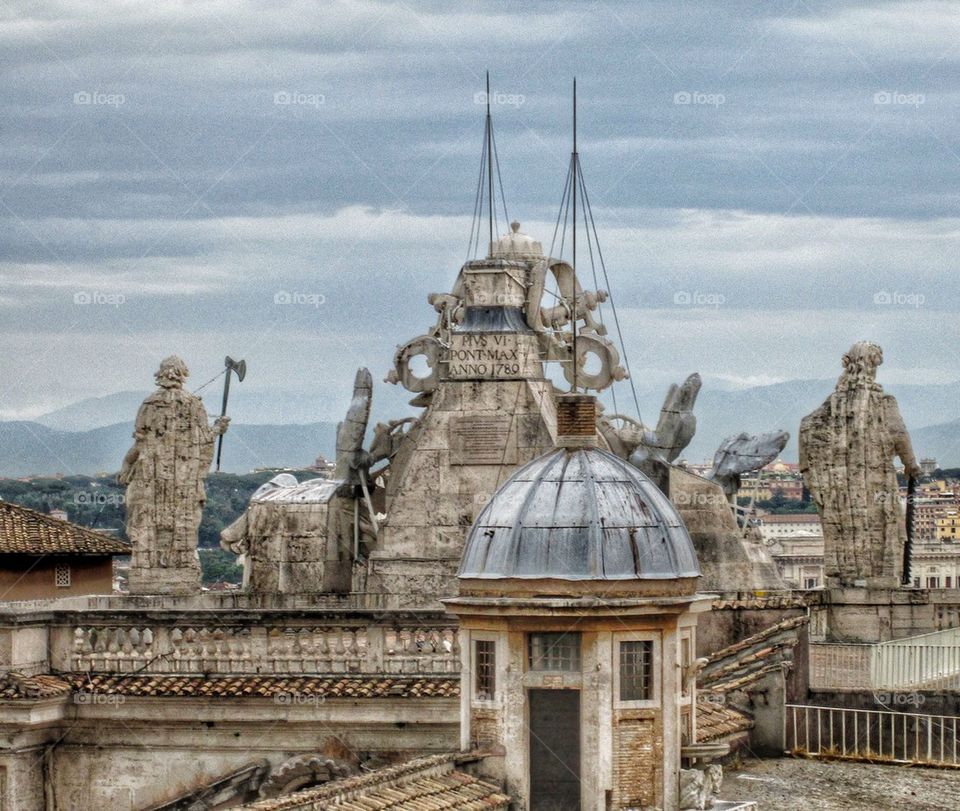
[
  {"xmin": 54, "ymin": 564, "xmax": 71, "ymax": 588},
  {"xmin": 927, "ymin": 576, "xmax": 941, "ymax": 589},
  {"xmin": 528, "ymin": 632, "xmax": 581, "ymax": 672},
  {"xmin": 474, "ymin": 640, "xmax": 496, "ymax": 700},
  {"xmin": 946, "ymin": 577, "xmax": 953, "ymax": 589},
  {"xmin": 619, "ymin": 640, "xmax": 654, "ymax": 701}
]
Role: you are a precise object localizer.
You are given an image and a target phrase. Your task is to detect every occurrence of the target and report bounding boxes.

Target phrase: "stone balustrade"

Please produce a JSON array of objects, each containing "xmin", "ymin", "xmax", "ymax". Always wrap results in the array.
[{"xmin": 65, "ymin": 622, "xmax": 460, "ymax": 676}]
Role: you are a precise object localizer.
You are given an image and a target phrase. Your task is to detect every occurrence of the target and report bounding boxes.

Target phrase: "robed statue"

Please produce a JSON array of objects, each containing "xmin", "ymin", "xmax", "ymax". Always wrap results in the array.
[
  {"xmin": 120, "ymin": 356, "xmax": 229, "ymax": 594},
  {"xmin": 799, "ymin": 342, "xmax": 919, "ymax": 588}
]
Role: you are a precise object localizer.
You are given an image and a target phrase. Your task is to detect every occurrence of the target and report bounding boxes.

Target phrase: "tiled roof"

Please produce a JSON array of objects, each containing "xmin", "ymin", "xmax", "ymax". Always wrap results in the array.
[
  {"xmin": 699, "ymin": 615, "xmax": 807, "ymax": 693},
  {"xmin": 0, "ymin": 500, "xmax": 130, "ymax": 555},
  {"xmin": 313, "ymin": 771, "xmax": 508, "ymax": 811},
  {"xmin": 0, "ymin": 672, "xmax": 71, "ymax": 700},
  {"xmin": 240, "ymin": 754, "xmax": 510, "ymax": 811},
  {"xmin": 66, "ymin": 674, "xmax": 460, "ymax": 699},
  {"xmin": 696, "ymin": 700, "xmax": 754, "ymax": 743}
]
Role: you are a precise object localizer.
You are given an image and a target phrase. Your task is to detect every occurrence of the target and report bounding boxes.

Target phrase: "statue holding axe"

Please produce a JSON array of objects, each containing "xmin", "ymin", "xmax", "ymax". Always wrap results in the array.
[{"xmin": 216, "ymin": 356, "xmax": 246, "ymax": 471}]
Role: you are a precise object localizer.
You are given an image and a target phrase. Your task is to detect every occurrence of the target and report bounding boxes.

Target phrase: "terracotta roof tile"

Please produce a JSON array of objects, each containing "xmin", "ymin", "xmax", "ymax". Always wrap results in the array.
[
  {"xmin": 65, "ymin": 674, "xmax": 460, "ymax": 699},
  {"xmin": 696, "ymin": 699, "xmax": 754, "ymax": 743},
  {"xmin": 240, "ymin": 754, "xmax": 510, "ymax": 811},
  {"xmin": 0, "ymin": 500, "xmax": 130, "ymax": 555},
  {"xmin": 0, "ymin": 672, "xmax": 71, "ymax": 700},
  {"xmin": 699, "ymin": 614, "xmax": 807, "ymax": 692}
]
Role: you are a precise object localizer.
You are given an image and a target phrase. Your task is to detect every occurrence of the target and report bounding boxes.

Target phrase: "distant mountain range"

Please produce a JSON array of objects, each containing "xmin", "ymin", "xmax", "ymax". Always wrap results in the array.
[
  {"xmin": 684, "ymin": 378, "xmax": 960, "ymax": 463},
  {"xmin": 0, "ymin": 420, "xmax": 337, "ymax": 478},
  {"xmin": 3, "ymin": 377, "xmax": 957, "ymax": 477}
]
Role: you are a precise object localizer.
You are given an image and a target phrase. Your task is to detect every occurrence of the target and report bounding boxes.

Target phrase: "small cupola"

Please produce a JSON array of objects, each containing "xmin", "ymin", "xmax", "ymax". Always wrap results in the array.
[
  {"xmin": 489, "ymin": 221, "xmax": 544, "ymax": 262},
  {"xmin": 445, "ymin": 393, "xmax": 711, "ymax": 810},
  {"xmin": 458, "ymin": 398, "xmax": 701, "ymax": 597}
]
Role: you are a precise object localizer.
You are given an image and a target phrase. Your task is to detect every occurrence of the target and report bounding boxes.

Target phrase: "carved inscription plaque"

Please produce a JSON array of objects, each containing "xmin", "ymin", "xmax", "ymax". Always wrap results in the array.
[
  {"xmin": 443, "ymin": 333, "xmax": 538, "ymax": 380},
  {"xmin": 449, "ymin": 414, "xmax": 515, "ymax": 466}
]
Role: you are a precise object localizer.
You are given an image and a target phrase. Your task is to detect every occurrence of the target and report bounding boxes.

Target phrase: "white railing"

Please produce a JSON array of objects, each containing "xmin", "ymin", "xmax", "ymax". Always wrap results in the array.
[
  {"xmin": 872, "ymin": 627, "xmax": 960, "ymax": 690},
  {"xmin": 786, "ymin": 704, "xmax": 960, "ymax": 767},
  {"xmin": 810, "ymin": 627, "xmax": 960, "ymax": 691}
]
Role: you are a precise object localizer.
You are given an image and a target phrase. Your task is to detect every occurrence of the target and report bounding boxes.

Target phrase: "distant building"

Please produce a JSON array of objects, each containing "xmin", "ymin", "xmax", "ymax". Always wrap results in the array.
[
  {"xmin": 48, "ymin": 508, "xmax": 68, "ymax": 522},
  {"xmin": 767, "ymin": 532, "xmax": 825, "ymax": 589},
  {"xmin": 758, "ymin": 513, "xmax": 822, "ymax": 541},
  {"xmin": 920, "ymin": 457, "xmax": 938, "ymax": 477},
  {"xmin": 936, "ymin": 510, "xmax": 960, "ymax": 543},
  {"xmin": 310, "ymin": 455, "xmax": 336, "ymax": 475},
  {"xmin": 739, "ymin": 458, "xmax": 805, "ymax": 502},
  {"xmin": 0, "ymin": 501, "xmax": 130, "ymax": 600}
]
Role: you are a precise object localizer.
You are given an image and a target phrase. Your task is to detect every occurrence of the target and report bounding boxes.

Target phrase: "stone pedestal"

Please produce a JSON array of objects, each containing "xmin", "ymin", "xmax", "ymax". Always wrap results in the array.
[{"xmin": 127, "ymin": 550, "xmax": 201, "ymax": 596}]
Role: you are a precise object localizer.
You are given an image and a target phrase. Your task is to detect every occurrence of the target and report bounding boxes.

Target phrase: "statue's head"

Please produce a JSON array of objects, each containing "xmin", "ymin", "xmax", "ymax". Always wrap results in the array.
[
  {"xmin": 154, "ymin": 355, "xmax": 189, "ymax": 388},
  {"xmin": 840, "ymin": 341, "xmax": 883, "ymax": 386}
]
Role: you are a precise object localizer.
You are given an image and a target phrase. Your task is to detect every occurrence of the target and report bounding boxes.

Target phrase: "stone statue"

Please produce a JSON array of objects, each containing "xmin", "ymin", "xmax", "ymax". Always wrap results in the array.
[
  {"xmin": 120, "ymin": 356, "xmax": 229, "ymax": 595},
  {"xmin": 799, "ymin": 342, "xmax": 920, "ymax": 588},
  {"xmin": 708, "ymin": 430, "xmax": 790, "ymax": 501},
  {"xmin": 598, "ymin": 373, "xmax": 701, "ymax": 464}
]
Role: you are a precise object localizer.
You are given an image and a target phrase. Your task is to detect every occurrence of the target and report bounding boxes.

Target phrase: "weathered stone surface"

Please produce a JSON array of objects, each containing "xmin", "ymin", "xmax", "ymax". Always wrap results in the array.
[
  {"xmin": 120, "ymin": 356, "xmax": 228, "ymax": 596},
  {"xmin": 800, "ymin": 342, "xmax": 920, "ymax": 588},
  {"xmin": 671, "ymin": 467, "xmax": 785, "ymax": 593},
  {"xmin": 679, "ymin": 767, "xmax": 707, "ymax": 809}
]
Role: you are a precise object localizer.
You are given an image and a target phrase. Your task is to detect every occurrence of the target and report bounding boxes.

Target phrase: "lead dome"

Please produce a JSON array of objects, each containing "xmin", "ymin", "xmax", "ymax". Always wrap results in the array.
[{"xmin": 459, "ymin": 445, "xmax": 701, "ymax": 583}]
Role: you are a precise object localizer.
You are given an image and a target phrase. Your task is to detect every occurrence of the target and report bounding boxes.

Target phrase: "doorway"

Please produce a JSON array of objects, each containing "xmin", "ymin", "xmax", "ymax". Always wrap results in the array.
[{"xmin": 528, "ymin": 688, "xmax": 580, "ymax": 810}]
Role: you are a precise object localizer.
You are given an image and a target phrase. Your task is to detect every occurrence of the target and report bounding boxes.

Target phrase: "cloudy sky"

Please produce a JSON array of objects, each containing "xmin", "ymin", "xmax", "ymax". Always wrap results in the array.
[{"xmin": 2, "ymin": 0, "xmax": 959, "ymax": 428}]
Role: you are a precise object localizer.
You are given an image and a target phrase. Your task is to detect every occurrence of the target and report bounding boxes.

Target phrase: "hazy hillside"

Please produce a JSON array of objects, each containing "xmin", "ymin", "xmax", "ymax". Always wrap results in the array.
[
  {"xmin": 684, "ymin": 379, "xmax": 960, "ymax": 463},
  {"xmin": 11, "ymin": 376, "xmax": 959, "ymax": 476},
  {"xmin": 912, "ymin": 419, "xmax": 960, "ymax": 466},
  {"xmin": 0, "ymin": 421, "xmax": 337, "ymax": 478}
]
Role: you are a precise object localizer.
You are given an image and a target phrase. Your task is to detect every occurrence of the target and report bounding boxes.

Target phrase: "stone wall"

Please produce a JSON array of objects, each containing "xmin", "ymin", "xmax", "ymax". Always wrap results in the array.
[
  {"xmin": 51, "ymin": 698, "xmax": 459, "ymax": 810},
  {"xmin": 367, "ymin": 378, "xmax": 557, "ymax": 602}
]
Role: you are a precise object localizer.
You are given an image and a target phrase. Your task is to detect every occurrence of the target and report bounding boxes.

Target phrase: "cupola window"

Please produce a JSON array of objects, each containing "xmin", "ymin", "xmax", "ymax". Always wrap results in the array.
[
  {"xmin": 474, "ymin": 639, "xmax": 496, "ymax": 700},
  {"xmin": 528, "ymin": 632, "xmax": 581, "ymax": 672}
]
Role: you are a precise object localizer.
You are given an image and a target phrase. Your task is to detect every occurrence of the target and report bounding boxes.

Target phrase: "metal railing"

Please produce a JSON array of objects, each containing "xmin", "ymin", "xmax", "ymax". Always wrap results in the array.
[
  {"xmin": 872, "ymin": 627, "xmax": 960, "ymax": 690},
  {"xmin": 786, "ymin": 703, "xmax": 960, "ymax": 767},
  {"xmin": 810, "ymin": 627, "xmax": 960, "ymax": 691}
]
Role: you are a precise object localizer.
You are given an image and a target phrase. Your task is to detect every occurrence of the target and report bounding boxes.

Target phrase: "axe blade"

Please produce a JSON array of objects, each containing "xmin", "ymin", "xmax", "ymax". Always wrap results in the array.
[{"xmin": 224, "ymin": 356, "xmax": 247, "ymax": 382}]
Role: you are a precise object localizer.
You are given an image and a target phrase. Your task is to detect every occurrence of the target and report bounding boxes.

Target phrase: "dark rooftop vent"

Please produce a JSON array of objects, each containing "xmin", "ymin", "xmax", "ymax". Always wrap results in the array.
[{"xmin": 556, "ymin": 393, "xmax": 597, "ymax": 448}]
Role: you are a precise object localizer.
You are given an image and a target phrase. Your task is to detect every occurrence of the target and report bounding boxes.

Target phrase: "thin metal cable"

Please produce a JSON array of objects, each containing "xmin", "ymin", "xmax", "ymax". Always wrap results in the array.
[
  {"xmin": 192, "ymin": 368, "xmax": 226, "ymax": 395},
  {"xmin": 549, "ymin": 158, "xmax": 572, "ymax": 259},
  {"xmin": 577, "ymin": 155, "xmax": 642, "ymax": 425},
  {"xmin": 576, "ymin": 167, "xmax": 617, "ymax": 415},
  {"xmin": 465, "ymin": 128, "xmax": 488, "ymax": 262},
  {"xmin": 491, "ymin": 125, "xmax": 510, "ymax": 227}
]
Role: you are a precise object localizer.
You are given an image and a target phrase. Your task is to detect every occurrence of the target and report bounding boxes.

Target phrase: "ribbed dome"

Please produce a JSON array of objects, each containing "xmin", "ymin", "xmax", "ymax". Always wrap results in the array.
[{"xmin": 459, "ymin": 447, "xmax": 700, "ymax": 581}]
